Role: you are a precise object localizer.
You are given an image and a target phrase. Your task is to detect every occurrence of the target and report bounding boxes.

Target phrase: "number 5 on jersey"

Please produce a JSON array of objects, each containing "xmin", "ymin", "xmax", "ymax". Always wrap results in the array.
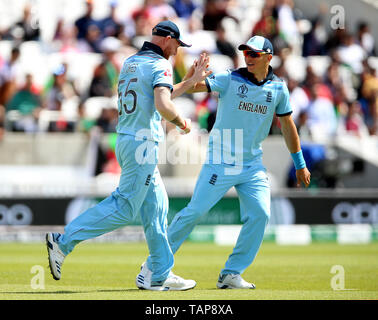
[{"xmin": 118, "ymin": 78, "xmax": 138, "ymax": 115}]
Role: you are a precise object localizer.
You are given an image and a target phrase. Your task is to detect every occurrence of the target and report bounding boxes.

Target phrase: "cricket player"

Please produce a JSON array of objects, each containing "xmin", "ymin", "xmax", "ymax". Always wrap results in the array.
[
  {"xmin": 46, "ymin": 20, "xmax": 211, "ymax": 291},
  {"xmin": 167, "ymin": 36, "xmax": 311, "ymax": 289}
]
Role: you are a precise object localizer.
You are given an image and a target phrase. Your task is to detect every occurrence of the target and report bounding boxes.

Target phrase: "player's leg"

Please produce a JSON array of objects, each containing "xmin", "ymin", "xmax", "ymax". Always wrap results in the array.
[
  {"xmin": 168, "ymin": 164, "xmax": 234, "ymax": 254},
  {"xmin": 136, "ymin": 167, "xmax": 197, "ymax": 291},
  {"xmin": 56, "ymin": 136, "xmax": 157, "ymax": 256},
  {"xmin": 139, "ymin": 167, "xmax": 173, "ymax": 282},
  {"xmin": 221, "ymin": 169, "xmax": 270, "ymax": 276},
  {"xmin": 56, "ymin": 190, "xmax": 133, "ymax": 255},
  {"xmin": 47, "ymin": 136, "xmax": 158, "ymax": 280}
]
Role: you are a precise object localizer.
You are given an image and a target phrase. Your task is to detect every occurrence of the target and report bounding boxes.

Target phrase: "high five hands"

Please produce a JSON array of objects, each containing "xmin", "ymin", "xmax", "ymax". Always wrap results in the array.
[{"xmin": 188, "ymin": 52, "xmax": 213, "ymax": 83}]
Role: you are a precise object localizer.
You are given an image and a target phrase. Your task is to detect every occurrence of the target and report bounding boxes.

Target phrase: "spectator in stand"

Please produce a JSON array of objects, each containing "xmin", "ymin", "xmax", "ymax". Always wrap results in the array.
[
  {"xmin": 43, "ymin": 63, "xmax": 80, "ymax": 102},
  {"xmin": 337, "ymin": 33, "xmax": 366, "ymax": 75},
  {"xmin": 101, "ymin": 37, "xmax": 122, "ymax": 72},
  {"xmin": 252, "ymin": 4, "xmax": 278, "ymax": 41},
  {"xmin": 98, "ymin": 133, "xmax": 121, "ymax": 175},
  {"xmin": 273, "ymin": 45, "xmax": 291, "ymax": 82},
  {"xmin": 53, "ymin": 18, "xmax": 65, "ymax": 42},
  {"xmin": 324, "ymin": 62, "xmax": 349, "ymax": 109},
  {"xmin": 273, "ymin": 61, "xmax": 289, "ymax": 83},
  {"xmin": 172, "ymin": 47, "xmax": 188, "ymax": 83},
  {"xmin": 324, "ymin": 28, "xmax": 346, "ymax": 55},
  {"xmin": 129, "ymin": 0, "xmax": 178, "ymax": 36},
  {"xmin": 2, "ymin": 4, "xmax": 40, "ymax": 42},
  {"xmin": 89, "ymin": 37, "xmax": 121, "ymax": 97},
  {"xmin": 43, "ymin": 66, "xmax": 65, "ymax": 111},
  {"xmin": 287, "ymin": 77, "xmax": 309, "ymax": 126},
  {"xmin": 72, "ymin": 0, "xmax": 102, "ymax": 53},
  {"xmin": 356, "ymin": 21, "xmax": 375, "ymax": 56},
  {"xmin": 302, "ymin": 16, "xmax": 327, "ymax": 57},
  {"xmin": 215, "ymin": 23, "xmax": 238, "ymax": 68},
  {"xmin": 305, "ymin": 84, "xmax": 338, "ymax": 139},
  {"xmin": 0, "ymin": 47, "xmax": 21, "ymax": 106},
  {"xmin": 43, "ymin": 64, "xmax": 78, "ymax": 112},
  {"xmin": 328, "ymin": 49, "xmax": 356, "ymax": 101},
  {"xmin": 55, "ymin": 23, "xmax": 81, "ymax": 53},
  {"xmin": 295, "ymin": 110, "xmax": 312, "ymax": 140},
  {"xmin": 202, "ymin": 0, "xmax": 238, "ymax": 31},
  {"xmin": 342, "ymin": 100, "xmax": 370, "ymax": 137},
  {"xmin": 302, "ymin": 65, "xmax": 333, "ymax": 102},
  {"xmin": 131, "ymin": 2, "xmax": 154, "ymax": 39},
  {"xmin": 359, "ymin": 65, "xmax": 378, "ymax": 135},
  {"xmin": 118, "ymin": 11, "xmax": 137, "ymax": 46},
  {"xmin": 195, "ymin": 92, "xmax": 218, "ymax": 132},
  {"xmin": 183, "ymin": 15, "xmax": 217, "ymax": 56},
  {"xmin": 170, "ymin": 0, "xmax": 198, "ymax": 19},
  {"xmin": 77, "ymin": 23, "xmax": 103, "ymax": 53},
  {"xmin": 100, "ymin": 0, "xmax": 124, "ymax": 39},
  {"xmin": 89, "ymin": 62, "xmax": 114, "ymax": 98},
  {"xmin": 95, "ymin": 106, "xmax": 118, "ymax": 133},
  {"xmin": 276, "ymin": 0, "xmax": 300, "ymax": 54},
  {"xmin": 148, "ymin": 0, "xmax": 178, "ymax": 23},
  {"xmin": 74, "ymin": 0, "xmax": 99, "ymax": 40},
  {"xmin": 6, "ymin": 73, "xmax": 41, "ymax": 132},
  {"xmin": 75, "ymin": 101, "xmax": 96, "ymax": 133}
]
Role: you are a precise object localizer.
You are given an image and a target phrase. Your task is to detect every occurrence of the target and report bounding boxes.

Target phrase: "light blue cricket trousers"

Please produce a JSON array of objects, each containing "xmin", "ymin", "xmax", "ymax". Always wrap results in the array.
[
  {"xmin": 168, "ymin": 161, "xmax": 270, "ymax": 275},
  {"xmin": 57, "ymin": 134, "xmax": 173, "ymax": 282}
]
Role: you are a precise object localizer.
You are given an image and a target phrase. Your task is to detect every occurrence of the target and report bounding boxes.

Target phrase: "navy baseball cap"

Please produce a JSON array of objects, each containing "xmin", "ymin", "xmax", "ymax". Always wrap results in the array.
[
  {"xmin": 238, "ymin": 36, "xmax": 274, "ymax": 55},
  {"xmin": 152, "ymin": 20, "xmax": 191, "ymax": 47}
]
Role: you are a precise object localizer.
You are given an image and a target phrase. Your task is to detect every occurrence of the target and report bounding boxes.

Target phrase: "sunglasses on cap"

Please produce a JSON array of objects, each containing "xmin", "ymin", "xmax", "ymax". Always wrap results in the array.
[{"xmin": 243, "ymin": 50, "xmax": 269, "ymax": 58}]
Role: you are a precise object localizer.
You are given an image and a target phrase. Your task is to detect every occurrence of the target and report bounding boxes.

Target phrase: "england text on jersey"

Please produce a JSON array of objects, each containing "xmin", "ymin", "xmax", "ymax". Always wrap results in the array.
[{"xmin": 238, "ymin": 101, "xmax": 267, "ymax": 114}]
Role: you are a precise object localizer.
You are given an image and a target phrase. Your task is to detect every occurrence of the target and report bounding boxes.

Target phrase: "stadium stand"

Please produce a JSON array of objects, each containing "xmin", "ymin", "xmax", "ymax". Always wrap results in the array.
[{"xmin": 0, "ymin": 0, "xmax": 377, "ymax": 211}]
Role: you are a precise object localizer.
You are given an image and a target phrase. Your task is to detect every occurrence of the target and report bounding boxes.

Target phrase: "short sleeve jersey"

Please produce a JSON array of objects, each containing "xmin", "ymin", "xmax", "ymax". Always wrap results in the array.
[
  {"xmin": 116, "ymin": 42, "xmax": 173, "ymax": 142},
  {"xmin": 205, "ymin": 67, "xmax": 292, "ymax": 165}
]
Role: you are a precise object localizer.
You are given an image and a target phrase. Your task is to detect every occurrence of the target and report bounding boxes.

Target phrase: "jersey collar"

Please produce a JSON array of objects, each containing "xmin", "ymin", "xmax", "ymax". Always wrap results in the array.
[
  {"xmin": 139, "ymin": 41, "xmax": 165, "ymax": 59},
  {"xmin": 237, "ymin": 66, "xmax": 274, "ymax": 86}
]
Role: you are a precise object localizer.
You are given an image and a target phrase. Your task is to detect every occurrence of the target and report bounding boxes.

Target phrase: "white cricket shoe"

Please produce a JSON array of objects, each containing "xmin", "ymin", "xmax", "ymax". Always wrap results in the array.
[
  {"xmin": 216, "ymin": 274, "xmax": 256, "ymax": 289},
  {"xmin": 135, "ymin": 262, "xmax": 152, "ymax": 289},
  {"xmin": 136, "ymin": 263, "xmax": 196, "ymax": 291},
  {"xmin": 147, "ymin": 273, "xmax": 197, "ymax": 291},
  {"xmin": 46, "ymin": 233, "xmax": 65, "ymax": 280}
]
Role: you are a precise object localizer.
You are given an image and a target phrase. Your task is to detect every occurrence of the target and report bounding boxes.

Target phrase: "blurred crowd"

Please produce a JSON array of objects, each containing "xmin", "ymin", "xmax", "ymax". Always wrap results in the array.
[{"xmin": 0, "ymin": 0, "xmax": 377, "ymax": 145}]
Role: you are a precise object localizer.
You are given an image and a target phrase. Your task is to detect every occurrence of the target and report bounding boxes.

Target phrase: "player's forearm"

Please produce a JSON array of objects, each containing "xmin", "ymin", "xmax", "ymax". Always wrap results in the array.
[
  {"xmin": 157, "ymin": 100, "xmax": 186, "ymax": 128},
  {"xmin": 171, "ymin": 78, "xmax": 197, "ymax": 99},
  {"xmin": 172, "ymin": 80, "xmax": 209, "ymax": 97},
  {"xmin": 280, "ymin": 115, "xmax": 307, "ymax": 170},
  {"xmin": 173, "ymin": 54, "xmax": 212, "ymax": 98},
  {"xmin": 280, "ymin": 116, "xmax": 301, "ymax": 153},
  {"xmin": 155, "ymin": 87, "xmax": 186, "ymax": 128}
]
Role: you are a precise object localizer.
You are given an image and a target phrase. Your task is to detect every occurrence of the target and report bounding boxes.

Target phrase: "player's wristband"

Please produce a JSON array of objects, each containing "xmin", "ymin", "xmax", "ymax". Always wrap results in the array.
[
  {"xmin": 180, "ymin": 120, "xmax": 187, "ymax": 130},
  {"xmin": 291, "ymin": 150, "xmax": 306, "ymax": 170}
]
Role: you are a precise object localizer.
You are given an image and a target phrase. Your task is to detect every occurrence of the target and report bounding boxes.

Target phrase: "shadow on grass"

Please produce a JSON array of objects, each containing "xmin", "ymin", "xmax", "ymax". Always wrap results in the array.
[{"xmin": 2, "ymin": 289, "xmax": 140, "ymax": 295}]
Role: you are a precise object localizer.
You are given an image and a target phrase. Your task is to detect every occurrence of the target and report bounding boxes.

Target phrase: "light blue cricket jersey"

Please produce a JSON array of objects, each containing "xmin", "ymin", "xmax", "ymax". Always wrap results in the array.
[
  {"xmin": 205, "ymin": 66, "xmax": 292, "ymax": 166},
  {"xmin": 116, "ymin": 41, "xmax": 173, "ymax": 142}
]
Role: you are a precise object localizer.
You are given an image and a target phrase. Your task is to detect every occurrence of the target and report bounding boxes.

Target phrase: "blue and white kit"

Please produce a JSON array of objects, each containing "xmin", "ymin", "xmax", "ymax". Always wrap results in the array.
[
  {"xmin": 168, "ymin": 66, "xmax": 292, "ymax": 275},
  {"xmin": 57, "ymin": 41, "xmax": 175, "ymax": 283}
]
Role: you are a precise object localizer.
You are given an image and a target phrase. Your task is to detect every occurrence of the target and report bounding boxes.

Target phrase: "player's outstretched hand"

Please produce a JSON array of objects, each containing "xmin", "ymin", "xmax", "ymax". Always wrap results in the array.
[
  {"xmin": 184, "ymin": 60, "xmax": 196, "ymax": 80},
  {"xmin": 296, "ymin": 167, "xmax": 311, "ymax": 188},
  {"xmin": 191, "ymin": 53, "xmax": 212, "ymax": 83}
]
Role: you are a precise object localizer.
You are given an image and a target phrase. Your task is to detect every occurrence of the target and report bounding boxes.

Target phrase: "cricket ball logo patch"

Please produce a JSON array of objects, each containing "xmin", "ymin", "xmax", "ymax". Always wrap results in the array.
[{"xmin": 237, "ymin": 84, "xmax": 248, "ymax": 98}]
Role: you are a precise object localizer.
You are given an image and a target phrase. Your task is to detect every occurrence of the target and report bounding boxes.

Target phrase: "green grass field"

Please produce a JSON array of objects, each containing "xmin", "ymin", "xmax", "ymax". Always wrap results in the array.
[{"xmin": 0, "ymin": 241, "xmax": 377, "ymax": 300}]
